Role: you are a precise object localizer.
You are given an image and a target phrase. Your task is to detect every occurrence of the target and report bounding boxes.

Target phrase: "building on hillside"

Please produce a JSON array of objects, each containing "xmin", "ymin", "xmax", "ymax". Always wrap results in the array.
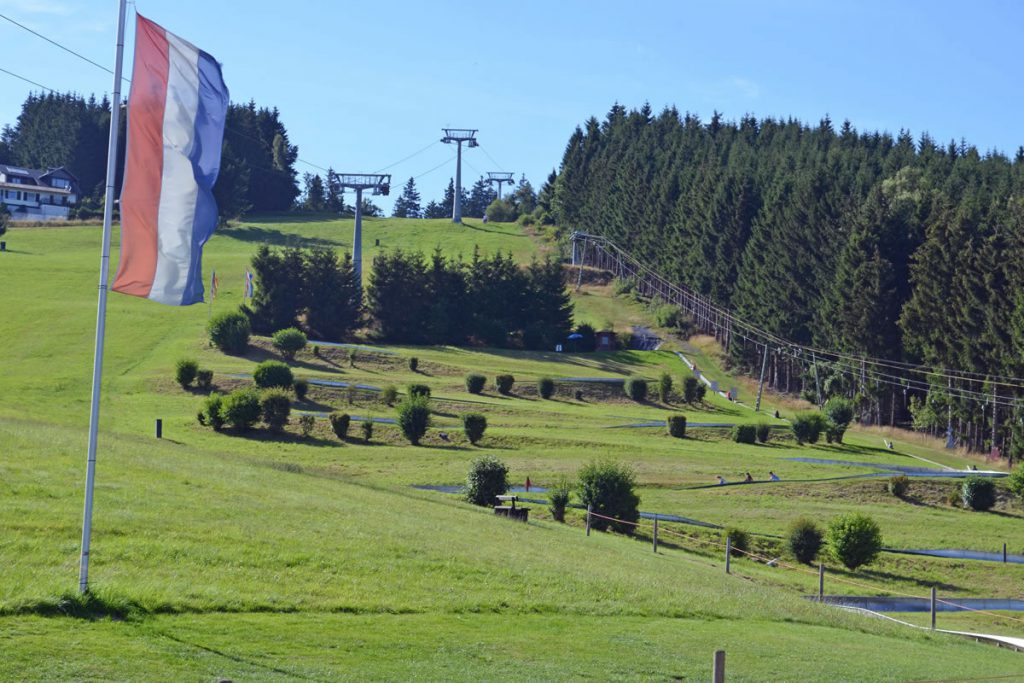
[
  {"xmin": 0, "ymin": 165, "xmax": 80, "ymax": 220},
  {"xmin": 596, "ymin": 330, "xmax": 616, "ymax": 351}
]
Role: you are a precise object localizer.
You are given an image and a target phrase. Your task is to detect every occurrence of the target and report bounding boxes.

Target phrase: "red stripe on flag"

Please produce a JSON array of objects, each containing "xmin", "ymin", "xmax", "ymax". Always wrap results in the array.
[{"xmin": 112, "ymin": 15, "xmax": 170, "ymax": 298}]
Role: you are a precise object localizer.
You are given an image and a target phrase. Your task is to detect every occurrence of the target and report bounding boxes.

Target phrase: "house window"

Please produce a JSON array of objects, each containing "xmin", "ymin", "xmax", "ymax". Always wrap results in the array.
[{"xmin": 16, "ymin": 191, "xmax": 21, "ymax": 201}]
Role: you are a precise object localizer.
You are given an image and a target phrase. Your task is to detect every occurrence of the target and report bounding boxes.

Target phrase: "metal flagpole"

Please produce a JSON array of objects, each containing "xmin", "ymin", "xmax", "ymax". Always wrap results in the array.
[{"xmin": 79, "ymin": 0, "xmax": 128, "ymax": 594}]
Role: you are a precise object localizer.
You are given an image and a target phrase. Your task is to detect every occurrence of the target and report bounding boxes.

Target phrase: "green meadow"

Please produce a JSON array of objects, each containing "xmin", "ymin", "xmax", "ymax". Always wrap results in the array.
[{"xmin": 1, "ymin": 216, "xmax": 1022, "ymax": 681}]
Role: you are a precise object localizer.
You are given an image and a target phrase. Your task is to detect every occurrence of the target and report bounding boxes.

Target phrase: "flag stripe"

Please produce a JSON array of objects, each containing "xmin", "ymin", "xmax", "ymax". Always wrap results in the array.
[
  {"xmin": 149, "ymin": 31, "xmax": 200, "ymax": 305},
  {"xmin": 181, "ymin": 51, "xmax": 228, "ymax": 304},
  {"xmin": 112, "ymin": 15, "xmax": 169, "ymax": 298}
]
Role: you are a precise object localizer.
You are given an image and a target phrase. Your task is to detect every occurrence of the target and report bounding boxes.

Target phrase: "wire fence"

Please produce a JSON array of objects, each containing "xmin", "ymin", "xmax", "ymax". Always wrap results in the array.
[{"xmin": 580, "ymin": 507, "xmax": 1024, "ymax": 634}]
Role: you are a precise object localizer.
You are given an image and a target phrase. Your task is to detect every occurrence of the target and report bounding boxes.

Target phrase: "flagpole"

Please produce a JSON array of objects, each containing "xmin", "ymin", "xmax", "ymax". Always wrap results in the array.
[{"xmin": 79, "ymin": 0, "xmax": 128, "ymax": 595}]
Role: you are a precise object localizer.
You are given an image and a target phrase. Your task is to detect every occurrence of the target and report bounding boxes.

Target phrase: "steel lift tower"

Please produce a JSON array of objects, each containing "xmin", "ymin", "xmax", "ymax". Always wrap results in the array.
[
  {"xmin": 486, "ymin": 171, "xmax": 515, "ymax": 199},
  {"xmin": 336, "ymin": 174, "xmax": 390, "ymax": 290},
  {"xmin": 440, "ymin": 128, "xmax": 478, "ymax": 223}
]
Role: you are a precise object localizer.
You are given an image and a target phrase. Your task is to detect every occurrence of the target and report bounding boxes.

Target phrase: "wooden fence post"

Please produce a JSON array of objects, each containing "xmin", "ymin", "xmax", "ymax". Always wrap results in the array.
[
  {"xmin": 725, "ymin": 536, "xmax": 731, "ymax": 574},
  {"xmin": 586, "ymin": 504, "xmax": 592, "ymax": 536},
  {"xmin": 1003, "ymin": 542, "xmax": 1008, "ymax": 563},
  {"xmin": 818, "ymin": 563, "xmax": 824, "ymax": 601},
  {"xmin": 930, "ymin": 586, "xmax": 937, "ymax": 630},
  {"xmin": 652, "ymin": 515, "xmax": 658, "ymax": 553},
  {"xmin": 713, "ymin": 650, "xmax": 726, "ymax": 683}
]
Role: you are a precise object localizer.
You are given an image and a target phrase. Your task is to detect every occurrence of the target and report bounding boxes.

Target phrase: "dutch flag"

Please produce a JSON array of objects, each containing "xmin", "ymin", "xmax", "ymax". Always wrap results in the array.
[{"xmin": 113, "ymin": 15, "xmax": 229, "ymax": 306}]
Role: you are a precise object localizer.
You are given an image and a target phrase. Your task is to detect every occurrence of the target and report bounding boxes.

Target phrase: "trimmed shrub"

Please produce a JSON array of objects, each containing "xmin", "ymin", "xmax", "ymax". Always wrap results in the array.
[
  {"xmin": 253, "ymin": 360, "xmax": 293, "ymax": 389},
  {"xmin": 463, "ymin": 413, "xmax": 487, "ymax": 445},
  {"xmin": 465, "ymin": 455, "xmax": 509, "ymax": 506},
  {"xmin": 199, "ymin": 393, "xmax": 225, "ymax": 430},
  {"xmin": 407, "ymin": 383, "xmax": 431, "ymax": 398},
  {"xmin": 961, "ymin": 476, "xmax": 996, "ymax": 511},
  {"xmin": 732, "ymin": 424, "xmax": 757, "ymax": 444},
  {"xmin": 207, "ymin": 309, "xmax": 250, "ymax": 354},
  {"xmin": 755, "ymin": 423, "xmax": 771, "ymax": 443},
  {"xmin": 822, "ymin": 397, "xmax": 855, "ymax": 444},
  {"xmin": 348, "ymin": 349, "xmax": 357, "ymax": 367},
  {"xmin": 272, "ymin": 327, "xmax": 307, "ymax": 360},
  {"xmin": 683, "ymin": 376, "xmax": 699, "ymax": 404},
  {"xmin": 577, "ymin": 460, "xmax": 640, "ymax": 534},
  {"xmin": 312, "ymin": 345, "xmax": 320, "ymax": 357},
  {"xmin": 408, "ymin": 356, "xmax": 419, "ymax": 372},
  {"xmin": 346, "ymin": 385, "xmax": 357, "ymax": 405},
  {"xmin": 888, "ymin": 474, "xmax": 910, "ymax": 498},
  {"xmin": 548, "ymin": 476, "xmax": 572, "ymax": 522},
  {"xmin": 791, "ymin": 412, "xmax": 827, "ymax": 445},
  {"xmin": 667, "ymin": 414, "xmax": 687, "ymax": 438},
  {"xmin": 495, "ymin": 374, "xmax": 515, "ymax": 395},
  {"xmin": 465, "ymin": 373, "xmax": 487, "ymax": 394},
  {"xmin": 724, "ymin": 527, "xmax": 749, "ymax": 557},
  {"xmin": 260, "ymin": 390, "xmax": 292, "ymax": 432},
  {"xmin": 329, "ymin": 412, "xmax": 350, "ymax": 440},
  {"xmin": 381, "ymin": 385, "xmax": 398, "ymax": 406},
  {"xmin": 196, "ymin": 369, "xmax": 214, "ymax": 390},
  {"xmin": 658, "ymin": 372, "xmax": 673, "ymax": 403},
  {"xmin": 786, "ymin": 517, "xmax": 823, "ymax": 564},
  {"xmin": 397, "ymin": 395, "xmax": 431, "ymax": 445},
  {"xmin": 1008, "ymin": 467, "xmax": 1024, "ymax": 506},
  {"xmin": 361, "ymin": 419, "xmax": 373, "ymax": 442},
  {"xmin": 826, "ymin": 513, "xmax": 882, "ymax": 569},
  {"xmin": 538, "ymin": 377, "xmax": 556, "ymax": 400},
  {"xmin": 623, "ymin": 377, "xmax": 648, "ymax": 402},
  {"xmin": 299, "ymin": 414, "xmax": 315, "ymax": 438},
  {"xmin": 221, "ymin": 388, "xmax": 261, "ymax": 431},
  {"xmin": 293, "ymin": 378, "xmax": 309, "ymax": 401},
  {"xmin": 175, "ymin": 358, "xmax": 198, "ymax": 388},
  {"xmin": 695, "ymin": 384, "xmax": 707, "ymax": 403}
]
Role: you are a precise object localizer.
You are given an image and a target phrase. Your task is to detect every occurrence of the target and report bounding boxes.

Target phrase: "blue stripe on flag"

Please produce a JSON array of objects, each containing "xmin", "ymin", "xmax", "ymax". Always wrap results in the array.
[{"xmin": 181, "ymin": 50, "xmax": 230, "ymax": 305}]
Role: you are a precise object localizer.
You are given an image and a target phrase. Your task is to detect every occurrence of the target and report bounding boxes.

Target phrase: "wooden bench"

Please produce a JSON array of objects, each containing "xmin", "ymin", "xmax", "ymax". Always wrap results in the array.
[{"xmin": 493, "ymin": 494, "xmax": 529, "ymax": 522}]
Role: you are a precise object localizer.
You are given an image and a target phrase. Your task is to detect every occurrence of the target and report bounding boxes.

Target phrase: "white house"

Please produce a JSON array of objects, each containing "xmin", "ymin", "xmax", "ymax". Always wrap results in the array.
[{"xmin": 0, "ymin": 164, "xmax": 80, "ymax": 220}]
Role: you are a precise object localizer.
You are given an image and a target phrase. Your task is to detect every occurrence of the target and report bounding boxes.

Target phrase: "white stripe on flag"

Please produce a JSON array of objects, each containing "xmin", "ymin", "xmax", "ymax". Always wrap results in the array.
[{"xmin": 149, "ymin": 32, "xmax": 201, "ymax": 305}]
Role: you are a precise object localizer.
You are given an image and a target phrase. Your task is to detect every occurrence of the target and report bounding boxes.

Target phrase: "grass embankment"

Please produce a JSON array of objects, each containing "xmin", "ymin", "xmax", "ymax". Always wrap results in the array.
[{"xmin": 2, "ymin": 215, "xmax": 1022, "ymax": 680}]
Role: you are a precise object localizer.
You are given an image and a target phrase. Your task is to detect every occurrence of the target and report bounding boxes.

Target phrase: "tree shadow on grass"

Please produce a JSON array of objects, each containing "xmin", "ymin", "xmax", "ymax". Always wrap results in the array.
[
  {"xmin": 851, "ymin": 567, "xmax": 965, "ymax": 593},
  {"xmin": 219, "ymin": 223, "xmax": 340, "ymax": 248},
  {"xmin": 223, "ymin": 428, "xmax": 338, "ymax": 448},
  {"xmin": 245, "ymin": 346, "xmax": 343, "ymax": 374}
]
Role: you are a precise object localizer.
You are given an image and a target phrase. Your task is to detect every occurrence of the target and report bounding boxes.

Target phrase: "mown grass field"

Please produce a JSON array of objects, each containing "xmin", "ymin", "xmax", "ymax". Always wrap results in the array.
[{"xmin": 2, "ymin": 215, "xmax": 1022, "ymax": 680}]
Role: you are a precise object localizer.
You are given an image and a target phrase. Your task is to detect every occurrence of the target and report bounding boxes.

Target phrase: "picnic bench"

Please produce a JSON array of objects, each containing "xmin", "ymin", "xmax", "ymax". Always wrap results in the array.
[{"xmin": 494, "ymin": 494, "xmax": 529, "ymax": 522}]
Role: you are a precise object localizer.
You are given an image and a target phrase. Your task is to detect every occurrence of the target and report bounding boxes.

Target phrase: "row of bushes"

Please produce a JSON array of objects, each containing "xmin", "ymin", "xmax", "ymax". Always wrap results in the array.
[
  {"xmin": 465, "ymin": 457, "xmax": 640, "ymax": 535},
  {"xmin": 197, "ymin": 388, "xmax": 311, "ymax": 434},
  {"xmin": 175, "ymin": 358, "xmax": 213, "ymax": 390},
  {"xmin": 625, "ymin": 375, "xmax": 707, "ymax": 404},
  {"xmin": 731, "ymin": 423, "xmax": 772, "ymax": 444},
  {"xmin": 465, "ymin": 373, "xmax": 557, "ymax": 399},
  {"xmin": 754, "ymin": 514, "xmax": 882, "ymax": 570}
]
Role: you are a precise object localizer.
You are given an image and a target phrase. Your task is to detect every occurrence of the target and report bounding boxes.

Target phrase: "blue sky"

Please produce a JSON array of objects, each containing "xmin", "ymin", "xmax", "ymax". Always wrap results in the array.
[{"xmin": 1, "ymin": 0, "xmax": 1022, "ymax": 212}]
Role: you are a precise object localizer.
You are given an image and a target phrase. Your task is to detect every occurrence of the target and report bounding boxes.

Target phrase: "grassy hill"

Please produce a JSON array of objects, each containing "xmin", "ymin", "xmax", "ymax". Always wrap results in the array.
[{"xmin": 2, "ymin": 215, "xmax": 1022, "ymax": 681}]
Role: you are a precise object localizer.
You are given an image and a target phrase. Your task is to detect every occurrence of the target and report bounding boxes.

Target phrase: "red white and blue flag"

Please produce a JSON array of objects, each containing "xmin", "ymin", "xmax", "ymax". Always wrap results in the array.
[{"xmin": 113, "ymin": 14, "xmax": 229, "ymax": 305}]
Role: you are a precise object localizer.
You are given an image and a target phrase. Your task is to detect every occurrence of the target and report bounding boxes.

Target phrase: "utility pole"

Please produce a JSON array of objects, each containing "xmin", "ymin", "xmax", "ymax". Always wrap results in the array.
[
  {"xmin": 486, "ymin": 171, "xmax": 514, "ymax": 199},
  {"xmin": 441, "ymin": 128, "xmax": 478, "ymax": 223},
  {"xmin": 335, "ymin": 174, "xmax": 391, "ymax": 292},
  {"xmin": 755, "ymin": 344, "xmax": 769, "ymax": 413}
]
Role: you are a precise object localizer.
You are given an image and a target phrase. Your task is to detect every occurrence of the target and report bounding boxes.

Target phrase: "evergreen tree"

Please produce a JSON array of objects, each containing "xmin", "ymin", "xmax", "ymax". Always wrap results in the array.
[
  {"xmin": 466, "ymin": 176, "xmax": 496, "ymax": 218},
  {"xmin": 247, "ymin": 245, "xmax": 306, "ymax": 334},
  {"xmin": 303, "ymin": 247, "xmax": 361, "ymax": 341},
  {"xmin": 392, "ymin": 177, "xmax": 422, "ymax": 218},
  {"xmin": 366, "ymin": 249, "xmax": 430, "ymax": 342},
  {"xmin": 302, "ymin": 173, "xmax": 326, "ymax": 211}
]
